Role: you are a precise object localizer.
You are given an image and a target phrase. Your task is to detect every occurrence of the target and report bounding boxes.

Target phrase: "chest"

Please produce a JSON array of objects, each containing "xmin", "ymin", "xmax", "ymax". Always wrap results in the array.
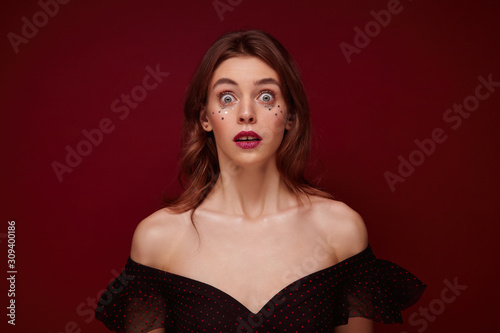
[{"xmin": 166, "ymin": 217, "xmax": 338, "ymax": 314}]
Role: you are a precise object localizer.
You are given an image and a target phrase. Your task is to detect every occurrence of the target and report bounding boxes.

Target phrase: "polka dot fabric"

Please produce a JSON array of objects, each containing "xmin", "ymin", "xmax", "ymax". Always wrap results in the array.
[
  {"xmin": 95, "ymin": 244, "xmax": 426, "ymax": 332},
  {"xmin": 95, "ymin": 259, "xmax": 173, "ymax": 332}
]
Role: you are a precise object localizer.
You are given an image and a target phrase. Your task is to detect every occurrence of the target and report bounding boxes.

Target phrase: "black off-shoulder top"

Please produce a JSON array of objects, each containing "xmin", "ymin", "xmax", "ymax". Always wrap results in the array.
[{"xmin": 95, "ymin": 244, "xmax": 426, "ymax": 332}]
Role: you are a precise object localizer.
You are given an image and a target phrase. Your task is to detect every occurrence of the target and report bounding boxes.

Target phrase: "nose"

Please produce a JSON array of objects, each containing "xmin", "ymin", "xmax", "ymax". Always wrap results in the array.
[{"xmin": 237, "ymin": 99, "xmax": 256, "ymax": 124}]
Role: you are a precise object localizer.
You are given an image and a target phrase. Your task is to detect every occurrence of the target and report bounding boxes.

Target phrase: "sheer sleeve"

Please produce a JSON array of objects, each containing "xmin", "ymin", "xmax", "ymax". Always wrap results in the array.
[
  {"xmin": 333, "ymin": 246, "xmax": 427, "ymax": 326},
  {"xmin": 95, "ymin": 257, "xmax": 175, "ymax": 332}
]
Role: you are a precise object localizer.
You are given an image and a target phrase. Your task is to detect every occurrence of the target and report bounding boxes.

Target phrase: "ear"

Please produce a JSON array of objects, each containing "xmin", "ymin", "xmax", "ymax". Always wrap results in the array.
[
  {"xmin": 199, "ymin": 106, "xmax": 213, "ymax": 132},
  {"xmin": 285, "ymin": 112, "xmax": 294, "ymax": 130}
]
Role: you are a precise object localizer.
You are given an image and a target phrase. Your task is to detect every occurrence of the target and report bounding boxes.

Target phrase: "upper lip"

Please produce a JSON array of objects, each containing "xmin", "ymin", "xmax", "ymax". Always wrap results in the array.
[{"xmin": 233, "ymin": 131, "xmax": 262, "ymax": 141}]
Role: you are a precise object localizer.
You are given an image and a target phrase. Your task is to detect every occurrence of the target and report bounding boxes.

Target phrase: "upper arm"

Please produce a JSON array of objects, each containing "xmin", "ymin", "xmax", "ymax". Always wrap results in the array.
[
  {"xmin": 334, "ymin": 317, "xmax": 374, "ymax": 333},
  {"xmin": 317, "ymin": 199, "xmax": 369, "ymax": 262},
  {"xmin": 148, "ymin": 328, "xmax": 166, "ymax": 333},
  {"xmin": 325, "ymin": 201, "xmax": 372, "ymax": 332},
  {"xmin": 130, "ymin": 208, "xmax": 181, "ymax": 268},
  {"xmin": 335, "ymin": 201, "xmax": 368, "ymax": 259}
]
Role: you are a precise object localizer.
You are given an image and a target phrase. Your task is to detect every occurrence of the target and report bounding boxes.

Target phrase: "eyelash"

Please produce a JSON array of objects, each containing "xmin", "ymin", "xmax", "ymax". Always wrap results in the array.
[
  {"xmin": 216, "ymin": 90, "xmax": 276, "ymax": 105},
  {"xmin": 217, "ymin": 91, "xmax": 236, "ymax": 105},
  {"xmin": 258, "ymin": 90, "xmax": 276, "ymax": 104}
]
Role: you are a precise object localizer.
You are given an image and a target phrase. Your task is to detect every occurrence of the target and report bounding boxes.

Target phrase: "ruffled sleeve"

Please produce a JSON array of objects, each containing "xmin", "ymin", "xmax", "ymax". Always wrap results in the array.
[
  {"xmin": 333, "ymin": 245, "xmax": 427, "ymax": 326},
  {"xmin": 95, "ymin": 257, "xmax": 175, "ymax": 332}
]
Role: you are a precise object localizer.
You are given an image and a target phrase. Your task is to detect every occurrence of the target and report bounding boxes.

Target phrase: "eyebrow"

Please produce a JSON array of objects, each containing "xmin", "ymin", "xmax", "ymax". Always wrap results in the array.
[
  {"xmin": 254, "ymin": 78, "xmax": 280, "ymax": 87},
  {"xmin": 212, "ymin": 78, "xmax": 238, "ymax": 89},
  {"xmin": 212, "ymin": 77, "xmax": 280, "ymax": 89}
]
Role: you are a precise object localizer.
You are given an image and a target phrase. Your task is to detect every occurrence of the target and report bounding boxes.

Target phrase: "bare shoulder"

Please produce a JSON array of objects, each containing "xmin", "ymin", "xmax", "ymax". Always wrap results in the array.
[
  {"xmin": 308, "ymin": 196, "xmax": 369, "ymax": 262},
  {"xmin": 130, "ymin": 208, "xmax": 192, "ymax": 268}
]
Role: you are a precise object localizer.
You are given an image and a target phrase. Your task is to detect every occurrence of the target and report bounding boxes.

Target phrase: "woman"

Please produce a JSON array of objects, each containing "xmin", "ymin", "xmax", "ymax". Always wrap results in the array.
[{"xmin": 95, "ymin": 30, "xmax": 426, "ymax": 332}]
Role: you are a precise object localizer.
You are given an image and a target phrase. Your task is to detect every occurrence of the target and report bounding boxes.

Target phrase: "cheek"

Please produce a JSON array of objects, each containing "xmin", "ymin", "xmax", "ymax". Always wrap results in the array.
[
  {"xmin": 260, "ymin": 108, "xmax": 288, "ymax": 143},
  {"xmin": 208, "ymin": 112, "xmax": 232, "ymax": 139},
  {"xmin": 209, "ymin": 105, "xmax": 236, "ymax": 121},
  {"xmin": 264, "ymin": 105, "xmax": 288, "ymax": 133},
  {"xmin": 266, "ymin": 104, "xmax": 287, "ymax": 127}
]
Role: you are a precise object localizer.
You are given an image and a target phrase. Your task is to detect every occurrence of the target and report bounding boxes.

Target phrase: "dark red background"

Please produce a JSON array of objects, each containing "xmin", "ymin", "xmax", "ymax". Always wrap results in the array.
[{"xmin": 2, "ymin": 0, "xmax": 499, "ymax": 332}]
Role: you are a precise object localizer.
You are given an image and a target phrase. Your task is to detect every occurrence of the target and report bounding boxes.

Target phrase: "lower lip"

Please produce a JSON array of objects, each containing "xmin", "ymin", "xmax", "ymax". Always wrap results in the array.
[{"xmin": 235, "ymin": 140, "xmax": 261, "ymax": 149}]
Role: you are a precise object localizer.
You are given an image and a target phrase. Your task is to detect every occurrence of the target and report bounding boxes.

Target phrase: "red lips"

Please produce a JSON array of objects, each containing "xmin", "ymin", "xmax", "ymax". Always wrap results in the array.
[
  {"xmin": 233, "ymin": 131, "xmax": 262, "ymax": 149},
  {"xmin": 233, "ymin": 131, "xmax": 262, "ymax": 142}
]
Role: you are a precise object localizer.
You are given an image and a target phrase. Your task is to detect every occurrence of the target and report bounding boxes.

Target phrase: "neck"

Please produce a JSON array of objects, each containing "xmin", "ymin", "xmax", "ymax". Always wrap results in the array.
[{"xmin": 205, "ymin": 156, "xmax": 295, "ymax": 220}]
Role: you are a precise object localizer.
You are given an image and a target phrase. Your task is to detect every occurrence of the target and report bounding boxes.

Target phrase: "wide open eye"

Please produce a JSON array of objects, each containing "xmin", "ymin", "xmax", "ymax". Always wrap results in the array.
[
  {"xmin": 258, "ymin": 91, "xmax": 275, "ymax": 104},
  {"xmin": 218, "ymin": 92, "xmax": 236, "ymax": 105}
]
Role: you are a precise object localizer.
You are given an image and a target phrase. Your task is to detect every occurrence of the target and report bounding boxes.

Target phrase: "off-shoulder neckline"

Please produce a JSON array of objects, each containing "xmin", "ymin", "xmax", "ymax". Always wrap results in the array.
[{"xmin": 127, "ymin": 244, "xmax": 373, "ymax": 315}]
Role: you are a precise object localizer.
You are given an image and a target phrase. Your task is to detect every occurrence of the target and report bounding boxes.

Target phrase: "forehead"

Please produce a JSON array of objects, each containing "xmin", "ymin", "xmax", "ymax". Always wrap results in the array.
[{"xmin": 211, "ymin": 56, "xmax": 279, "ymax": 85}]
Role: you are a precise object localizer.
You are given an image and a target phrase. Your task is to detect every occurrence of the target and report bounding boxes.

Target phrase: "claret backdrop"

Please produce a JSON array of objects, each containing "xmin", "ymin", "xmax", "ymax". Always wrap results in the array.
[{"xmin": 2, "ymin": 0, "xmax": 499, "ymax": 332}]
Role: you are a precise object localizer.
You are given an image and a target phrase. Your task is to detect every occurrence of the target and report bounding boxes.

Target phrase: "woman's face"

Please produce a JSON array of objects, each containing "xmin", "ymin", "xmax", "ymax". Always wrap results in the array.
[{"xmin": 201, "ymin": 56, "xmax": 292, "ymax": 168}]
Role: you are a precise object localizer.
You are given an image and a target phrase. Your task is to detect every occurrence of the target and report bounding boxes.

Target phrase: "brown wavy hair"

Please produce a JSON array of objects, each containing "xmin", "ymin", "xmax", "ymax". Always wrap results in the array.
[{"xmin": 165, "ymin": 30, "xmax": 333, "ymax": 229}]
